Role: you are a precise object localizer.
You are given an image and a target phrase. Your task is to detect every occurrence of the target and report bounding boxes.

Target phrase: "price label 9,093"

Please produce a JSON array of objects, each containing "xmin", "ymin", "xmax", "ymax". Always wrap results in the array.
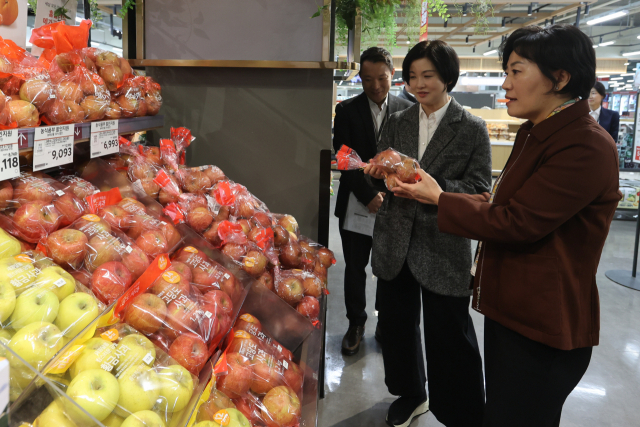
[
  {"xmin": 33, "ymin": 124, "xmax": 75, "ymax": 171},
  {"xmin": 0, "ymin": 129, "xmax": 19, "ymax": 181},
  {"xmin": 91, "ymin": 120, "xmax": 119, "ymax": 158}
]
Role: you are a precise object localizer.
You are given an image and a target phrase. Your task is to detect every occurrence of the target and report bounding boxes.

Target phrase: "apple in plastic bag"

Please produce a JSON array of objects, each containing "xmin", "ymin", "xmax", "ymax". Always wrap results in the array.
[
  {"xmin": 296, "ymin": 295, "xmax": 320, "ymax": 319},
  {"xmin": 157, "ymin": 364, "xmax": 194, "ymax": 413},
  {"xmin": 69, "ymin": 337, "xmax": 114, "ymax": 379},
  {"xmin": 34, "ymin": 265, "xmax": 77, "ymax": 301},
  {"xmin": 114, "ymin": 364, "xmax": 161, "ymax": 417},
  {"xmin": 91, "ymin": 260, "xmax": 132, "ymax": 304},
  {"xmin": 121, "ymin": 410, "xmax": 164, "ymax": 427},
  {"xmin": 168, "ymin": 332, "xmax": 208, "ymax": 376},
  {"xmin": 64, "ymin": 368, "xmax": 120, "ymax": 424},
  {"xmin": 10, "ymin": 287, "xmax": 59, "ymax": 329},
  {"xmin": 113, "ymin": 334, "xmax": 156, "ymax": 373},
  {"xmin": 276, "ymin": 276, "xmax": 304, "ymax": 307},
  {"xmin": 123, "ymin": 293, "xmax": 168, "ymax": 335},
  {"xmin": 0, "ymin": 281, "xmax": 15, "ymax": 323},
  {"xmin": 54, "ymin": 193, "xmax": 87, "ymax": 226},
  {"xmin": 55, "ymin": 292, "xmax": 99, "ymax": 338},
  {"xmin": 261, "ymin": 386, "xmax": 301, "ymax": 427},
  {"xmin": 217, "ymin": 352, "xmax": 253, "ymax": 399}
]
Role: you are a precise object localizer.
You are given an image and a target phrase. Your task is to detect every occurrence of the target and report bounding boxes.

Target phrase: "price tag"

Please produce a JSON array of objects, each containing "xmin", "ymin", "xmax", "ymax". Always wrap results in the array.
[
  {"xmin": 33, "ymin": 125, "xmax": 75, "ymax": 171},
  {"xmin": 0, "ymin": 129, "xmax": 19, "ymax": 181},
  {"xmin": 142, "ymin": 353, "xmax": 154, "ymax": 365},
  {"xmin": 90, "ymin": 120, "xmax": 119, "ymax": 158}
]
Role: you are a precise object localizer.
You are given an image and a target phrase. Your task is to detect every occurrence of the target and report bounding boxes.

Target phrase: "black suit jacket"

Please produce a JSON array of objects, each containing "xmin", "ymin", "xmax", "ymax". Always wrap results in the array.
[
  {"xmin": 598, "ymin": 107, "xmax": 620, "ymax": 142},
  {"xmin": 333, "ymin": 93, "xmax": 413, "ymax": 218}
]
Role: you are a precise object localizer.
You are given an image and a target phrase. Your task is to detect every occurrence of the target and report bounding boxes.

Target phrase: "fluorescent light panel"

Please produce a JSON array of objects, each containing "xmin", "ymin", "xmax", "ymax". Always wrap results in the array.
[
  {"xmin": 587, "ymin": 10, "xmax": 628, "ymax": 25},
  {"xmin": 611, "ymin": 77, "xmax": 624, "ymax": 80},
  {"xmin": 483, "ymin": 49, "xmax": 498, "ymax": 56},
  {"xmin": 599, "ymin": 41, "xmax": 615, "ymax": 46},
  {"xmin": 623, "ymin": 51, "xmax": 640, "ymax": 57}
]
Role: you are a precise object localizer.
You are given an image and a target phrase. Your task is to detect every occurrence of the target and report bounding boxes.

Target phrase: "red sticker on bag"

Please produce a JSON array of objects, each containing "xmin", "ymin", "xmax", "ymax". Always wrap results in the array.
[
  {"xmin": 119, "ymin": 136, "xmax": 131, "ymax": 146},
  {"xmin": 163, "ymin": 203, "xmax": 185, "ymax": 225},
  {"xmin": 113, "ymin": 254, "xmax": 171, "ymax": 319},
  {"xmin": 86, "ymin": 187, "xmax": 123, "ymax": 214},
  {"xmin": 252, "ymin": 227, "xmax": 274, "ymax": 251},
  {"xmin": 153, "ymin": 169, "xmax": 172, "ymax": 188},
  {"xmin": 217, "ymin": 220, "xmax": 247, "ymax": 244},
  {"xmin": 214, "ymin": 181, "xmax": 236, "ymax": 206}
]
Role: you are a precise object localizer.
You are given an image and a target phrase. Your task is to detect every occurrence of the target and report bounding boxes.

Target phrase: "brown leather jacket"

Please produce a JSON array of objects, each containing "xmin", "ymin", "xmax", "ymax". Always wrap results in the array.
[{"xmin": 438, "ymin": 100, "xmax": 620, "ymax": 350}]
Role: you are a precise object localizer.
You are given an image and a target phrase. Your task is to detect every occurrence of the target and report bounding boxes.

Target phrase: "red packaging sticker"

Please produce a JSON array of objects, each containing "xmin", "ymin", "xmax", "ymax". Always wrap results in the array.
[
  {"xmin": 312, "ymin": 320, "xmax": 321, "ymax": 328},
  {"xmin": 153, "ymin": 169, "xmax": 173, "ymax": 189},
  {"xmin": 179, "ymin": 151, "xmax": 186, "ymax": 165},
  {"xmin": 322, "ymin": 288, "xmax": 330, "ymax": 295},
  {"xmin": 119, "ymin": 136, "xmax": 131, "ymax": 147},
  {"xmin": 163, "ymin": 203, "xmax": 185, "ymax": 225},
  {"xmin": 253, "ymin": 227, "xmax": 274, "ymax": 251},
  {"xmin": 159, "ymin": 139, "xmax": 177, "ymax": 155},
  {"xmin": 35, "ymin": 242, "xmax": 48, "ymax": 256},
  {"xmin": 217, "ymin": 220, "xmax": 247, "ymax": 244},
  {"xmin": 86, "ymin": 187, "xmax": 123, "ymax": 214},
  {"xmin": 113, "ymin": 254, "xmax": 171, "ymax": 319},
  {"xmin": 214, "ymin": 181, "xmax": 236, "ymax": 206},
  {"xmin": 213, "ymin": 351, "xmax": 228, "ymax": 375}
]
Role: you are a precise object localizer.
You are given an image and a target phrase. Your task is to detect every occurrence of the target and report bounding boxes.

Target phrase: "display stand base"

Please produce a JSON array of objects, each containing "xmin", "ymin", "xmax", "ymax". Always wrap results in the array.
[{"xmin": 605, "ymin": 270, "xmax": 640, "ymax": 291}]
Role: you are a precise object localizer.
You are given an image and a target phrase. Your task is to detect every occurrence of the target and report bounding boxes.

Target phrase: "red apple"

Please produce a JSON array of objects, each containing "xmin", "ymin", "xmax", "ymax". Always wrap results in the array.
[
  {"xmin": 74, "ymin": 215, "xmax": 112, "ymax": 238},
  {"xmin": 251, "ymin": 352, "xmax": 281, "ymax": 395},
  {"xmin": 235, "ymin": 313, "xmax": 262, "ymax": 335},
  {"xmin": 117, "ymin": 197, "xmax": 147, "ymax": 214},
  {"xmin": 84, "ymin": 233, "xmax": 123, "ymax": 272},
  {"xmin": 160, "ymin": 222, "xmax": 182, "ymax": 249},
  {"xmin": 98, "ymin": 205, "xmax": 131, "ymax": 231},
  {"xmin": 376, "ymin": 149, "xmax": 402, "ymax": 168},
  {"xmin": 251, "ymin": 212, "xmax": 272, "ymax": 228},
  {"xmin": 0, "ymin": 180, "xmax": 12, "ymax": 209},
  {"xmin": 187, "ymin": 207, "xmax": 213, "ymax": 233},
  {"xmin": 222, "ymin": 243, "xmax": 246, "ymax": 262},
  {"xmin": 150, "ymin": 271, "xmax": 191, "ymax": 298},
  {"xmin": 242, "ymin": 249, "xmax": 268, "ymax": 277},
  {"xmin": 91, "ymin": 260, "xmax": 132, "ymax": 304},
  {"xmin": 64, "ymin": 177, "xmax": 98, "ymax": 200},
  {"xmin": 123, "ymin": 293, "xmax": 168, "ymax": 334},
  {"xmin": 296, "ymin": 296, "xmax": 320, "ymax": 319},
  {"xmin": 203, "ymin": 221, "xmax": 223, "ymax": 247},
  {"xmin": 70, "ymin": 269, "xmax": 92, "ymax": 287},
  {"xmin": 45, "ymin": 228, "xmax": 88, "ymax": 269},
  {"xmin": 261, "ymin": 386, "xmax": 301, "ymax": 427},
  {"xmin": 272, "ymin": 225, "xmax": 289, "ymax": 247},
  {"xmin": 181, "ymin": 170, "xmax": 211, "ymax": 194},
  {"xmin": 278, "ymin": 215, "xmax": 299, "ymax": 235},
  {"xmin": 233, "ymin": 196, "xmax": 255, "ymax": 219},
  {"xmin": 149, "ymin": 331, "xmax": 173, "ymax": 353},
  {"xmin": 13, "ymin": 201, "xmax": 61, "ymax": 241},
  {"xmin": 203, "ymin": 290, "xmax": 234, "ymax": 316},
  {"xmin": 170, "ymin": 261, "xmax": 193, "ymax": 283},
  {"xmin": 199, "ymin": 303, "xmax": 223, "ymax": 342},
  {"xmin": 168, "ymin": 332, "xmax": 209, "ymax": 376},
  {"xmin": 395, "ymin": 158, "xmax": 419, "ymax": 182},
  {"xmin": 282, "ymin": 361, "xmax": 303, "ymax": 394},
  {"xmin": 122, "ymin": 245, "xmax": 150, "ymax": 281},
  {"xmin": 302, "ymin": 274, "xmax": 322, "ymax": 298},
  {"xmin": 129, "ymin": 161, "xmax": 155, "ymax": 181},
  {"xmin": 13, "ymin": 177, "xmax": 55, "ymax": 204},
  {"xmin": 217, "ymin": 352, "xmax": 253, "ymax": 399},
  {"xmin": 219, "ymin": 273, "xmax": 242, "ymax": 301},
  {"xmin": 256, "ymin": 270, "xmax": 275, "ymax": 292},
  {"xmin": 140, "ymin": 178, "xmax": 160, "ymax": 199},
  {"xmin": 227, "ymin": 332, "xmax": 259, "ymax": 356},
  {"xmin": 276, "ymin": 276, "xmax": 304, "ymax": 307},
  {"xmin": 52, "ymin": 193, "xmax": 86, "ymax": 227},
  {"xmin": 317, "ymin": 248, "xmax": 335, "ymax": 268},
  {"xmin": 279, "ymin": 240, "xmax": 302, "ymax": 269},
  {"xmin": 136, "ymin": 229, "xmax": 168, "ymax": 257},
  {"xmin": 202, "ymin": 166, "xmax": 225, "ymax": 185},
  {"xmin": 164, "ymin": 297, "xmax": 200, "ymax": 340}
]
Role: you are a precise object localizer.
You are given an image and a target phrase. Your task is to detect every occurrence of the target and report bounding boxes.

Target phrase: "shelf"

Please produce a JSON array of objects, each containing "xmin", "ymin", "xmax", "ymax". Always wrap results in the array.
[
  {"xmin": 17, "ymin": 115, "xmax": 165, "ymax": 151},
  {"xmin": 128, "ymin": 59, "xmax": 360, "ymax": 70}
]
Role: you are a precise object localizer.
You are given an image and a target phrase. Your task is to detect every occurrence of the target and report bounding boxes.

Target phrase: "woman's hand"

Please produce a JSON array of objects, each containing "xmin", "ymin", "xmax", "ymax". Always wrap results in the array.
[
  {"xmin": 391, "ymin": 169, "xmax": 443, "ymax": 205},
  {"xmin": 363, "ymin": 163, "xmax": 387, "ymax": 180}
]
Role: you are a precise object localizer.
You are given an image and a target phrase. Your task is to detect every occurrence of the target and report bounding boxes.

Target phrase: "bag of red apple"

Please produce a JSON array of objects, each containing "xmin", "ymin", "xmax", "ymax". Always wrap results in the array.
[
  {"xmin": 159, "ymin": 127, "xmax": 194, "ymax": 173},
  {"xmin": 43, "ymin": 321, "xmax": 200, "ymax": 426},
  {"xmin": 111, "ymin": 74, "xmax": 148, "ymax": 118},
  {"xmin": 335, "ymin": 145, "xmax": 368, "ymax": 170},
  {"xmin": 81, "ymin": 47, "xmax": 135, "ymax": 93},
  {"xmin": 371, "ymin": 147, "xmax": 422, "ymax": 185},
  {"xmin": 142, "ymin": 76, "xmax": 163, "ymax": 116},
  {"xmin": 271, "ymin": 269, "xmax": 322, "ymax": 322}
]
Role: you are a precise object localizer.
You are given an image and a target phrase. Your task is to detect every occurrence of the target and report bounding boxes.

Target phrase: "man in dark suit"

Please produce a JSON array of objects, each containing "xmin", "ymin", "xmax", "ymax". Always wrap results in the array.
[
  {"xmin": 398, "ymin": 85, "xmax": 417, "ymax": 103},
  {"xmin": 333, "ymin": 47, "xmax": 413, "ymax": 355},
  {"xmin": 589, "ymin": 82, "xmax": 620, "ymax": 142}
]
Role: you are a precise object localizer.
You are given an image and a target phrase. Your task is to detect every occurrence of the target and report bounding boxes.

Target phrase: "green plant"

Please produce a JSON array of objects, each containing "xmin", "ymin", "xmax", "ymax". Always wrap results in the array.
[
  {"xmin": 118, "ymin": 0, "xmax": 136, "ymax": 19},
  {"xmin": 454, "ymin": 0, "xmax": 494, "ymax": 34},
  {"xmin": 88, "ymin": 0, "xmax": 103, "ymax": 23},
  {"xmin": 27, "ymin": 0, "xmax": 37, "ymax": 13},
  {"xmin": 54, "ymin": 0, "xmax": 71, "ymax": 20},
  {"xmin": 27, "ymin": 0, "xmax": 103, "ymax": 23}
]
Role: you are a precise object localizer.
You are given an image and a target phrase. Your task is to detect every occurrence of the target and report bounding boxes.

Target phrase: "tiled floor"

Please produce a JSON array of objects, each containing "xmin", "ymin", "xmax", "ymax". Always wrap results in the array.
[{"xmin": 318, "ymin": 181, "xmax": 640, "ymax": 427}]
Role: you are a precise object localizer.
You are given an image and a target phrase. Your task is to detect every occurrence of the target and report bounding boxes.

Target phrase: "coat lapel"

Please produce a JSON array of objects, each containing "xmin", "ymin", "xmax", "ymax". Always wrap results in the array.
[
  {"xmin": 356, "ymin": 94, "xmax": 377, "ymax": 149},
  {"xmin": 399, "ymin": 103, "xmax": 421, "ymax": 159},
  {"xmin": 420, "ymin": 99, "xmax": 464, "ymax": 170}
]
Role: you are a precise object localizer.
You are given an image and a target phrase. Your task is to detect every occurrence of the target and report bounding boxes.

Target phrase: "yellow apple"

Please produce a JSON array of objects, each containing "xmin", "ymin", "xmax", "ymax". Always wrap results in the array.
[
  {"xmin": 121, "ymin": 410, "xmax": 166, "ymax": 427},
  {"xmin": 113, "ymin": 334, "xmax": 156, "ymax": 375},
  {"xmin": 102, "ymin": 411, "xmax": 126, "ymax": 427},
  {"xmin": 10, "ymin": 287, "xmax": 59, "ymax": 330},
  {"xmin": 157, "ymin": 364, "xmax": 194, "ymax": 413},
  {"xmin": 114, "ymin": 364, "xmax": 161, "ymax": 417},
  {"xmin": 33, "ymin": 266, "xmax": 77, "ymax": 301},
  {"xmin": 0, "ymin": 327, "xmax": 13, "ymax": 340},
  {"xmin": 0, "ymin": 281, "xmax": 16, "ymax": 323},
  {"xmin": 35, "ymin": 399, "xmax": 79, "ymax": 427},
  {"xmin": 0, "ymin": 256, "xmax": 36, "ymax": 295},
  {"xmin": 64, "ymin": 368, "xmax": 120, "ymax": 424},
  {"xmin": 0, "ymin": 228, "xmax": 22, "ymax": 259},
  {"xmin": 69, "ymin": 337, "xmax": 115, "ymax": 379},
  {"xmin": 55, "ymin": 292, "xmax": 99, "ymax": 338}
]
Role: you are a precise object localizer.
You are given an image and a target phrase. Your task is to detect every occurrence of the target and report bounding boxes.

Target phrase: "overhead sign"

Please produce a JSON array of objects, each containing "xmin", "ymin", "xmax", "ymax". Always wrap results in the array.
[
  {"xmin": 32, "ymin": 0, "xmax": 78, "ymax": 56},
  {"xmin": 0, "ymin": 0, "xmax": 29, "ymax": 48},
  {"xmin": 419, "ymin": 1, "xmax": 429, "ymax": 42}
]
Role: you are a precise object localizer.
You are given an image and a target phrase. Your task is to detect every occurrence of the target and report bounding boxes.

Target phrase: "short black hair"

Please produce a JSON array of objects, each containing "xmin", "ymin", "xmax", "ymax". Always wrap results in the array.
[
  {"xmin": 402, "ymin": 40, "xmax": 459, "ymax": 92},
  {"xmin": 360, "ymin": 47, "xmax": 394, "ymax": 73},
  {"xmin": 500, "ymin": 24, "xmax": 595, "ymax": 100},
  {"xmin": 593, "ymin": 81, "xmax": 606, "ymax": 98}
]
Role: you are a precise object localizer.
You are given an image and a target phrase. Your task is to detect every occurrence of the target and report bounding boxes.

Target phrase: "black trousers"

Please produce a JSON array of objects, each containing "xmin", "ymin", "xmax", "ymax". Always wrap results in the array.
[
  {"xmin": 377, "ymin": 262, "xmax": 485, "ymax": 427},
  {"xmin": 483, "ymin": 318, "xmax": 593, "ymax": 427},
  {"xmin": 338, "ymin": 215, "xmax": 374, "ymax": 327}
]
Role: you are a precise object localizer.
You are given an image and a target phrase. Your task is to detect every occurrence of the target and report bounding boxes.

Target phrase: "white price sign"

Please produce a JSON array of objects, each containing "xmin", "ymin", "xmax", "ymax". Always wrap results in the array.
[
  {"xmin": 0, "ymin": 129, "xmax": 20, "ymax": 181},
  {"xmin": 33, "ymin": 125, "xmax": 75, "ymax": 171},
  {"xmin": 91, "ymin": 120, "xmax": 119, "ymax": 158}
]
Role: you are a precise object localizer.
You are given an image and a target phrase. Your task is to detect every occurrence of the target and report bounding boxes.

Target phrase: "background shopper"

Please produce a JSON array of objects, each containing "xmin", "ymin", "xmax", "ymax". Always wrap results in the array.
[
  {"xmin": 332, "ymin": 47, "xmax": 412, "ymax": 356},
  {"xmin": 391, "ymin": 25, "xmax": 621, "ymax": 427},
  {"xmin": 363, "ymin": 40, "xmax": 491, "ymax": 427},
  {"xmin": 589, "ymin": 81, "xmax": 620, "ymax": 142}
]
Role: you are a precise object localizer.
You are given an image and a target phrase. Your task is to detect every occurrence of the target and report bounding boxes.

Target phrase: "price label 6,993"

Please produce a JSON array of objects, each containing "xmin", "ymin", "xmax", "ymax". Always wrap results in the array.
[
  {"xmin": 0, "ymin": 129, "xmax": 19, "ymax": 181},
  {"xmin": 33, "ymin": 125, "xmax": 75, "ymax": 171},
  {"xmin": 91, "ymin": 120, "xmax": 119, "ymax": 158}
]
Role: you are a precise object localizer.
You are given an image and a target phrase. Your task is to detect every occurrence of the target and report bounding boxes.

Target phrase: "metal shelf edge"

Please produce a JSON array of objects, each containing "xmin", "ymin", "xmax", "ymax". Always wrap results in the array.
[{"xmin": 128, "ymin": 59, "xmax": 360, "ymax": 70}]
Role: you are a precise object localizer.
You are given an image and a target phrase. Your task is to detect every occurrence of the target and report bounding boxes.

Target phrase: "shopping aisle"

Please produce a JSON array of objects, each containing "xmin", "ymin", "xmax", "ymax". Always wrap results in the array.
[{"xmin": 318, "ymin": 180, "xmax": 640, "ymax": 427}]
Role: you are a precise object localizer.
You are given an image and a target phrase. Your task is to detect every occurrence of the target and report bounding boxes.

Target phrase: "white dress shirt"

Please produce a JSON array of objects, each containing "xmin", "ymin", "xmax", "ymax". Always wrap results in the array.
[
  {"xmin": 590, "ymin": 106, "xmax": 601, "ymax": 123},
  {"xmin": 418, "ymin": 97, "xmax": 452, "ymax": 160},
  {"xmin": 368, "ymin": 95, "xmax": 388, "ymax": 137}
]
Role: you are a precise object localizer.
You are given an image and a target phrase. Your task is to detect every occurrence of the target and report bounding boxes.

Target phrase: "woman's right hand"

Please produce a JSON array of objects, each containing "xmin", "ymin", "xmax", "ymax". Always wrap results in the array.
[{"xmin": 363, "ymin": 163, "xmax": 386, "ymax": 180}]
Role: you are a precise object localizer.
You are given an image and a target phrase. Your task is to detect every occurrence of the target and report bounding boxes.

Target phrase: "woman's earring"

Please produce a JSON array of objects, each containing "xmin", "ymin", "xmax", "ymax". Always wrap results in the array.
[{"xmin": 555, "ymin": 85, "xmax": 560, "ymax": 91}]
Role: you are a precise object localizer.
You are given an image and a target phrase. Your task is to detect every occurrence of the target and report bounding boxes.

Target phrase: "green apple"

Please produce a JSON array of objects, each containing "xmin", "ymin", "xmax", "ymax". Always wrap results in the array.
[
  {"xmin": 64, "ymin": 368, "xmax": 120, "ymax": 424},
  {"xmin": 69, "ymin": 337, "xmax": 115, "ymax": 379},
  {"xmin": 0, "ymin": 228, "xmax": 22, "ymax": 259},
  {"xmin": 157, "ymin": 364, "xmax": 194, "ymax": 413},
  {"xmin": 0, "ymin": 335, "xmax": 9, "ymax": 358},
  {"xmin": 0, "ymin": 256, "xmax": 36, "ymax": 295},
  {"xmin": 194, "ymin": 422, "xmax": 217, "ymax": 427},
  {"xmin": 33, "ymin": 266, "xmax": 77, "ymax": 301},
  {"xmin": 36, "ymin": 399, "xmax": 79, "ymax": 427},
  {"xmin": 0, "ymin": 327, "xmax": 13, "ymax": 340},
  {"xmin": 102, "ymin": 411, "xmax": 126, "ymax": 427},
  {"xmin": 121, "ymin": 410, "xmax": 166, "ymax": 427},
  {"xmin": 10, "ymin": 287, "xmax": 59, "ymax": 330},
  {"xmin": 8, "ymin": 321, "xmax": 64, "ymax": 369},
  {"xmin": 224, "ymin": 408, "xmax": 251, "ymax": 427},
  {"xmin": 114, "ymin": 364, "xmax": 161, "ymax": 417},
  {"xmin": 0, "ymin": 281, "xmax": 16, "ymax": 323},
  {"xmin": 55, "ymin": 292, "xmax": 99, "ymax": 338},
  {"xmin": 113, "ymin": 334, "xmax": 156, "ymax": 375}
]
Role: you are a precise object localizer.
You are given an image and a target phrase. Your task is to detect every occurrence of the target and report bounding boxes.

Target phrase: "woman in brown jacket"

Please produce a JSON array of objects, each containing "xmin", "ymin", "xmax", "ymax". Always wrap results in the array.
[{"xmin": 373, "ymin": 25, "xmax": 621, "ymax": 426}]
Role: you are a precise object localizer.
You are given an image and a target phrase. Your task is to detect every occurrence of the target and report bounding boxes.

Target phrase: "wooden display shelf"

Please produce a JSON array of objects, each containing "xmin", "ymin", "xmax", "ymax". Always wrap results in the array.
[{"xmin": 16, "ymin": 115, "xmax": 165, "ymax": 152}]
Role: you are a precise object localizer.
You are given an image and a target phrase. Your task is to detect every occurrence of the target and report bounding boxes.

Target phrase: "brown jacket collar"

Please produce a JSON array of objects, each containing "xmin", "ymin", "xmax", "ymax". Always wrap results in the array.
[{"xmin": 521, "ymin": 99, "xmax": 590, "ymax": 143}]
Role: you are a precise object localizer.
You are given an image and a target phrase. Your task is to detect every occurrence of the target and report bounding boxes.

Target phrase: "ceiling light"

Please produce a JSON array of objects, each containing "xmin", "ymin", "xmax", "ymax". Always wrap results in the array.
[
  {"xmin": 622, "ymin": 73, "xmax": 636, "ymax": 76},
  {"xmin": 587, "ymin": 10, "xmax": 628, "ymax": 26},
  {"xmin": 599, "ymin": 41, "xmax": 615, "ymax": 47},
  {"xmin": 625, "ymin": 62, "xmax": 630, "ymax": 65},
  {"xmin": 612, "ymin": 77, "xmax": 624, "ymax": 80},
  {"xmin": 407, "ymin": 41, "xmax": 410, "ymax": 44},
  {"xmin": 623, "ymin": 51, "xmax": 640, "ymax": 57},
  {"xmin": 593, "ymin": 45, "xmax": 598, "ymax": 48},
  {"xmin": 598, "ymin": 75, "xmax": 610, "ymax": 78},
  {"xmin": 483, "ymin": 49, "xmax": 498, "ymax": 56}
]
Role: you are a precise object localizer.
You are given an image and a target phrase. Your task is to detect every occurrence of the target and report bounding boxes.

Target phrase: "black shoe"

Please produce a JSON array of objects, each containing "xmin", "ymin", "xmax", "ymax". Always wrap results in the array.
[
  {"xmin": 341, "ymin": 325, "xmax": 365, "ymax": 355},
  {"xmin": 386, "ymin": 396, "xmax": 429, "ymax": 427},
  {"xmin": 375, "ymin": 324, "xmax": 382, "ymax": 343}
]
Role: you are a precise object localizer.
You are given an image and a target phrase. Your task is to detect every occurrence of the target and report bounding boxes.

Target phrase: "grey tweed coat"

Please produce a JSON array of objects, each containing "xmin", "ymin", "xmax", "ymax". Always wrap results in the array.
[{"xmin": 369, "ymin": 99, "xmax": 492, "ymax": 297}]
